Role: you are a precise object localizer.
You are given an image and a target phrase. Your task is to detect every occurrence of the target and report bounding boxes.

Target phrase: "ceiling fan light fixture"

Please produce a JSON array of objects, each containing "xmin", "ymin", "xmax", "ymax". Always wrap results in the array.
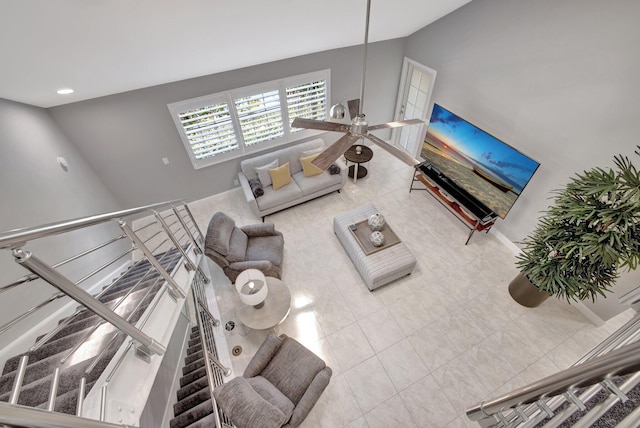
[{"xmin": 329, "ymin": 102, "xmax": 347, "ymax": 119}]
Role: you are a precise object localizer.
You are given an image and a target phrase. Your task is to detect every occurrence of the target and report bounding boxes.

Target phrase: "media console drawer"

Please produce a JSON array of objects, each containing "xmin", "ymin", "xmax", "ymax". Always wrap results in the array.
[{"xmin": 410, "ymin": 164, "xmax": 497, "ymax": 245}]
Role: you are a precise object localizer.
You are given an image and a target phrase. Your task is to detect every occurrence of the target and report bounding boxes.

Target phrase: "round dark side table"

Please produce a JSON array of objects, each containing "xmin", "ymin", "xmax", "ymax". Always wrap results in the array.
[{"xmin": 344, "ymin": 144, "xmax": 373, "ymax": 183}]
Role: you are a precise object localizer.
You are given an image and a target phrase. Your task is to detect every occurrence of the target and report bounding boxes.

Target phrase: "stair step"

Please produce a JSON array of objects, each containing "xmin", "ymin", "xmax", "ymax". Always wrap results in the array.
[
  {"xmin": 186, "ymin": 343, "xmax": 202, "ymax": 356},
  {"xmin": 177, "ymin": 376, "xmax": 210, "ymax": 402},
  {"xmin": 169, "ymin": 399, "xmax": 213, "ymax": 428},
  {"xmin": 182, "ymin": 359, "xmax": 205, "ymax": 376},
  {"xmin": 173, "ymin": 385, "xmax": 211, "ymax": 417},
  {"xmin": 184, "ymin": 412, "xmax": 218, "ymax": 428},
  {"xmin": 179, "ymin": 367, "xmax": 207, "ymax": 389},
  {"xmin": 184, "ymin": 351, "xmax": 203, "ymax": 367}
]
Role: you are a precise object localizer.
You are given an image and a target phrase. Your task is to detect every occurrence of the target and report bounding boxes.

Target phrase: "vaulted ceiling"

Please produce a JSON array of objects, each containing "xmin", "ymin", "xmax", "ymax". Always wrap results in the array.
[{"xmin": 0, "ymin": 0, "xmax": 470, "ymax": 108}]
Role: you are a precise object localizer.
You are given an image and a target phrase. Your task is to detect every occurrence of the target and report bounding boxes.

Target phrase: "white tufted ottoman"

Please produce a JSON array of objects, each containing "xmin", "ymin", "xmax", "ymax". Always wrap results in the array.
[{"xmin": 333, "ymin": 203, "xmax": 416, "ymax": 290}]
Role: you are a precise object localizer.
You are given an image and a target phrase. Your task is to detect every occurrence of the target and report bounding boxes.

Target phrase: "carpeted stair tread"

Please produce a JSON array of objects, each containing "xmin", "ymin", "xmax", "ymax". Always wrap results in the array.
[
  {"xmin": 184, "ymin": 350, "xmax": 203, "ymax": 366},
  {"xmin": 0, "ymin": 285, "xmax": 157, "ymax": 381},
  {"xmin": 589, "ymin": 379, "xmax": 640, "ymax": 427},
  {"xmin": 0, "ymin": 245, "xmax": 183, "ymax": 414},
  {"xmin": 169, "ymin": 399, "xmax": 213, "ymax": 428},
  {"xmin": 187, "ymin": 337, "xmax": 201, "ymax": 348},
  {"xmin": 177, "ymin": 376, "xmax": 210, "ymax": 402},
  {"xmin": 179, "ymin": 367, "xmax": 207, "ymax": 389},
  {"xmin": 0, "ymin": 335, "xmax": 123, "ymax": 408},
  {"xmin": 0, "ymin": 328, "xmax": 119, "ymax": 395},
  {"xmin": 182, "ymin": 358, "xmax": 205, "ymax": 376},
  {"xmin": 183, "ymin": 412, "xmax": 218, "ymax": 428},
  {"xmin": 173, "ymin": 386, "xmax": 211, "ymax": 417},
  {"xmin": 186, "ymin": 343, "xmax": 202, "ymax": 356}
]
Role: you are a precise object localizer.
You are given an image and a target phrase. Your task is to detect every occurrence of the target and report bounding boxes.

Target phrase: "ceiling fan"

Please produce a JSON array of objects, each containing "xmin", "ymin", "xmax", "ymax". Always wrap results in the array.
[{"xmin": 292, "ymin": 0, "xmax": 423, "ymax": 170}]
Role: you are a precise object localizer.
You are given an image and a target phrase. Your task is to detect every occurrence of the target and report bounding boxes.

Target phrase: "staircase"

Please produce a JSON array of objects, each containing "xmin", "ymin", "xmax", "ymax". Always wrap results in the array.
[
  {"xmin": 170, "ymin": 327, "xmax": 220, "ymax": 428},
  {"xmin": 466, "ymin": 312, "xmax": 640, "ymax": 427},
  {"xmin": 0, "ymin": 247, "xmax": 183, "ymax": 414},
  {"xmin": 0, "ymin": 200, "xmax": 228, "ymax": 428}
]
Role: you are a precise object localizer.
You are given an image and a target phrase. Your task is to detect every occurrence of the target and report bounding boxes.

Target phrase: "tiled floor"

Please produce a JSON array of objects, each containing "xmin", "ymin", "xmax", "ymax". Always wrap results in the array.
[{"xmin": 187, "ymin": 145, "xmax": 635, "ymax": 428}]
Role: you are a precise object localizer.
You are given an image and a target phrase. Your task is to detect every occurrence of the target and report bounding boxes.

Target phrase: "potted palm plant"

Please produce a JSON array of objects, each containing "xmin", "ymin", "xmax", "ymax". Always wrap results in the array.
[{"xmin": 511, "ymin": 147, "xmax": 640, "ymax": 307}]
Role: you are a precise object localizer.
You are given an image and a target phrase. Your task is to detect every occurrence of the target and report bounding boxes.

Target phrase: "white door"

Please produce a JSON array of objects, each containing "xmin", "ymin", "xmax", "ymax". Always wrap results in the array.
[{"xmin": 392, "ymin": 58, "xmax": 437, "ymax": 159}]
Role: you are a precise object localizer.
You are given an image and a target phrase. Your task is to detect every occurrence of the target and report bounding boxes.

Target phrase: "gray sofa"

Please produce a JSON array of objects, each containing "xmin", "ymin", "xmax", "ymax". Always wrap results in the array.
[{"xmin": 238, "ymin": 137, "xmax": 347, "ymax": 220}]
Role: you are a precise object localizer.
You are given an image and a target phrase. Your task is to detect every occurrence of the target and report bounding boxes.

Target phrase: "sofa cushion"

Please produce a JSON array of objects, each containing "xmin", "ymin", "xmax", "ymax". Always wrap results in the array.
[
  {"xmin": 256, "ymin": 181, "xmax": 304, "ymax": 211},
  {"xmin": 260, "ymin": 337, "xmax": 326, "ymax": 405},
  {"xmin": 256, "ymin": 159, "xmax": 278, "ymax": 187},
  {"xmin": 214, "ymin": 376, "xmax": 289, "ymax": 428},
  {"xmin": 292, "ymin": 170, "xmax": 342, "ymax": 196},
  {"xmin": 227, "ymin": 227, "xmax": 248, "ymax": 263},
  {"xmin": 246, "ymin": 234, "xmax": 284, "ymax": 267},
  {"xmin": 269, "ymin": 162, "xmax": 292, "ymax": 190},
  {"xmin": 206, "ymin": 212, "xmax": 236, "ymax": 256},
  {"xmin": 247, "ymin": 376, "xmax": 295, "ymax": 419},
  {"xmin": 299, "ymin": 153, "xmax": 324, "ymax": 177}
]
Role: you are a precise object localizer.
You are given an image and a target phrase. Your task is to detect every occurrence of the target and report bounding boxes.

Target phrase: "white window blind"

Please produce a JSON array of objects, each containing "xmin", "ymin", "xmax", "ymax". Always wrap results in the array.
[
  {"xmin": 177, "ymin": 102, "xmax": 238, "ymax": 160},
  {"xmin": 168, "ymin": 69, "xmax": 330, "ymax": 169},
  {"xmin": 234, "ymin": 90, "xmax": 284, "ymax": 146},
  {"xmin": 286, "ymin": 80, "xmax": 327, "ymax": 132}
]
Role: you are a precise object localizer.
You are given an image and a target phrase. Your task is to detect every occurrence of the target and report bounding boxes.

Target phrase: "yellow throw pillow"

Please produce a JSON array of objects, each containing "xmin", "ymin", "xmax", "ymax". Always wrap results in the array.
[
  {"xmin": 299, "ymin": 153, "xmax": 324, "ymax": 177},
  {"xmin": 269, "ymin": 162, "xmax": 292, "ymax": 190}
]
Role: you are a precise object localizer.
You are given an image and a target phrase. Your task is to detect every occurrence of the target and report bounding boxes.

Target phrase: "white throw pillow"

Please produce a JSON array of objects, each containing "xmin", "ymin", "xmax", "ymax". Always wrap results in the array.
[
  {"xmin": 255, "ymin": 159, "xmax": 278, "ymax": 187},
  {"xmin": 300, "ymin": 147, "xmax": 324, "ymax": 158}
]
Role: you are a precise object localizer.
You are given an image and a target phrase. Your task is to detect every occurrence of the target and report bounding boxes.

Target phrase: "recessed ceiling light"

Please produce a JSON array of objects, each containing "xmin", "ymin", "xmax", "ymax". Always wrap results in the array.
[{"xmin": 57, "ymin": 88, "xmax": 74, "ymax": 95}]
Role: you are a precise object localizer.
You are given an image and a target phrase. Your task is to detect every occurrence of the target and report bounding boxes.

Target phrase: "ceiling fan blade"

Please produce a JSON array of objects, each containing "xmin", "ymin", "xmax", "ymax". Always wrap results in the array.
[
  {"xmin": 368, "ymin": 118, "xmax": 424, "ymax": 131},
  {"xmin": 347, "ymin": 99, "xmax": 360, "ymax": 119},
  {"xmin": 292, "ymin": 117, "xmax": 350, "ymax": 133},
  {"xmin": 365, "ymin": 133, "xmax": 420, "ymax": 167},
  {"xmin": 312, "ymin": 134, "xmax": 361, "ymax": 170}
]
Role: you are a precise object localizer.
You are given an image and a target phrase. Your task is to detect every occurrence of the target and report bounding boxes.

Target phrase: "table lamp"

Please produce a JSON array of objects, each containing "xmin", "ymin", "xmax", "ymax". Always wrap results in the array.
[{"xmin": 235, "ymin": 269, "xmax": 268, "ymax": 309}]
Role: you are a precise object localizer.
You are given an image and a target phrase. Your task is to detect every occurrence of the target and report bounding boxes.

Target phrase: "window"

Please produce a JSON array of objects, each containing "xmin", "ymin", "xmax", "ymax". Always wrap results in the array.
[{"xmin": 168, "ymin": 70, "xmax": 329, "ymax": 169}]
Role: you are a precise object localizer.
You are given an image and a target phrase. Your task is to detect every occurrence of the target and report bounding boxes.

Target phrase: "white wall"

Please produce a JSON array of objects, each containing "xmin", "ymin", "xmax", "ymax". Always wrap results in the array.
[
  {"xmin": 404, "ymin": 0, "xmax": 640, "ymax": 320},
  {"xmin": 0, "ymin": 98, "xmax": 125, "ymax": 350}
]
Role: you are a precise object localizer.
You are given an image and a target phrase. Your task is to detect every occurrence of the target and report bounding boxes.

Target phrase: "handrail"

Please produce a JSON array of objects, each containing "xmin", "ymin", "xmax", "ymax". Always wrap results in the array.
[
  {"xmin": 491, "ymin": 312, "xmax": 640, "ymax": 427},
  {"xmin": 0, "ymin": 199, "xmax": 182, "ymax": 249},
  {"xmin": 192, "ymin": 273, "xmax": 223, "ymax": 428},
  {"xmin": 0, "ymin": 401, "xmax": 135, "ymax": 428},
  {"xmin": 466, "ymin": 340, "xmax": 640, "ymax": 421}
]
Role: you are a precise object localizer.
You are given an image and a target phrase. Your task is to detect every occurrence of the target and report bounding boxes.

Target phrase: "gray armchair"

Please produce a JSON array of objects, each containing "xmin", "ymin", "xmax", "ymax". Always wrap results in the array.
[
  {"xmin": 205, "ymin": 212, "xmax": 284, "ymax": 282},
  {"xmin": 213, "ymin": 334, "xmax": 332, "ymax": 428}
]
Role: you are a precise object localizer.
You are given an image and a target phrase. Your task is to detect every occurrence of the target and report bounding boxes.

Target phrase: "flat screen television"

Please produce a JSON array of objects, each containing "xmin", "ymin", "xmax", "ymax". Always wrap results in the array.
[{"xmin": 421, "ymin": 104, "xmax": 539, "ymax": 219}]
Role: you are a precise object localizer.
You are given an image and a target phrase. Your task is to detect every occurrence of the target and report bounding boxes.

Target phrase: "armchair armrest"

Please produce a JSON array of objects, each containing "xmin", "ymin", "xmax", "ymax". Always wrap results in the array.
[
  {"xmin": 241, "ymin": 222, "xmax": 277, "ymax": 237},
  {"xmin": 243, "ymin": 333, "xmax": 285, "ymax": 378},
  {"xmin": 285, "ymin": 366, "xmax": 332, "ymax": 428}
]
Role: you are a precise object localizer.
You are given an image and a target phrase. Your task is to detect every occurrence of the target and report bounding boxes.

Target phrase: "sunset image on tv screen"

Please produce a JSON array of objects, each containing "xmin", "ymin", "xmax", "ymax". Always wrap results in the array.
[{"xmin": 422, "ymin": 104, "xmax": 539, "ymax": 218}]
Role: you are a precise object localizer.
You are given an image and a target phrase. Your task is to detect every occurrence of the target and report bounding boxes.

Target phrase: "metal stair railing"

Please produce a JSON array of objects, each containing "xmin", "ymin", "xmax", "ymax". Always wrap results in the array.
[
  {"xmin": 191, "ymin": 269, "xmax": 231, "ymax": 428},
  {"xmin": 466, "ymin": 312, "xmax": 640, "ymax": 427},
  {"xmin": 0, "ymin": 199, "xmax": 208, "ymax": 427}
]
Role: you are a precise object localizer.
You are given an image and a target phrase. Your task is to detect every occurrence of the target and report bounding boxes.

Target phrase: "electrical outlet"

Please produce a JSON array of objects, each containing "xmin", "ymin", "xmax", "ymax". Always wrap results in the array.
[{"xmin": 233, "ymin": 179, "xmax": 239, "ymax": 186}]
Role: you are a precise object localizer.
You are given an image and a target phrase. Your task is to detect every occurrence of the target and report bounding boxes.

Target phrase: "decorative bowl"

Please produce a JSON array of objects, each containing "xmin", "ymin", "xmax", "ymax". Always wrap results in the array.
[
  {"xmin": 368, "ymin": 212, "xmax": 385, "ymax": 231},
  {"xmin": 370, "ymin": 231, "xmax": 385, "ymax": 247}
]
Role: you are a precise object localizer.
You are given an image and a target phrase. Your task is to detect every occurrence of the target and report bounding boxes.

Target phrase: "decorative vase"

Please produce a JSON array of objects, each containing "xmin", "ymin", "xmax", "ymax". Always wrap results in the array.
[
  {"xmin": 508, "ymin": 273, "xmax": 551, "ymax": 308},
  {"xmin": 368, "ymin": 212, "xmax": 385, "ymax": 231},
  {"xmin": 370, "ymin": 231, "xmax": 385, "ymax": 247}
]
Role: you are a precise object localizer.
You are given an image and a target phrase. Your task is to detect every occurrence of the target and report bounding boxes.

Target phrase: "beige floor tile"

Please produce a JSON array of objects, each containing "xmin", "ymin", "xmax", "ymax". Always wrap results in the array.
[
  {"xmin": 364, "ymin": 394, "xmax": 418, "ymax": 428},
  {"xmin": 400, "ymin": 374, "xmax": 459, "ymax": 427},
  {"xmin": 377, "ymin": 338, "xmax": 430, "ymax": 392},
  {"xmin": 326, "ymin": 322, "xmax": 375, "ymax": 372},
  {"xmin": 344, "ymin": 356, "xmax": 397, "ymax": 413}
]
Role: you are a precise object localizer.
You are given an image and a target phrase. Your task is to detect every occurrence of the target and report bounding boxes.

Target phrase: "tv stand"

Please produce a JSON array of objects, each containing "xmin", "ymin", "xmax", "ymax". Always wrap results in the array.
[{"xmin": 410, "ymin": 162, "xmax": 497, "ymax": 244}]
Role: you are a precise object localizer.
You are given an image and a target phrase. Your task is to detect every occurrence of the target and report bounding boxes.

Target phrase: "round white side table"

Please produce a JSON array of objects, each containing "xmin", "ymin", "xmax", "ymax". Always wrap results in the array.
[{"xmin": 236, "ymin": 277, "xmax": 291, "ymax": 330}]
